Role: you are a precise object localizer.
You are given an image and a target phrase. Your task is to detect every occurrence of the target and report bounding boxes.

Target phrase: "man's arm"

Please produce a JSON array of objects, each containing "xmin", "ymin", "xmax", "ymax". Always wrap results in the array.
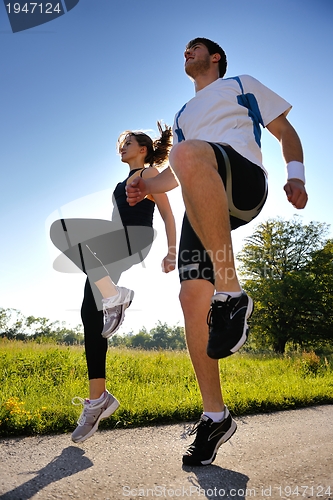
[
  {"xmin": 126, "ymin": 166, "xmax": 179, "ymax": 206},
  {"xmin": 266, "ymin": 114, "xmax": 308, "ymax": 209}
]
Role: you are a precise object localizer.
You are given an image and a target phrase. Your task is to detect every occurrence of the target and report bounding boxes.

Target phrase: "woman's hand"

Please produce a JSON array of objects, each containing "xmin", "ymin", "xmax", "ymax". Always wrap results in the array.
[{"xmin": 161, "ymin": 251, "xmax": 176, "ymax": 273}]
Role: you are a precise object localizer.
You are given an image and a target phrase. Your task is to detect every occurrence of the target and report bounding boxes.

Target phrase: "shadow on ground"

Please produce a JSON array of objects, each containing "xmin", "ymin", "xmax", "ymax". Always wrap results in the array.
[
  {"xmin": 182, "ymin": 464, "xmax": 249, "ymax": 499},
  {"xmin": 0, "ymin": 446, "xmax": 92, "ymax": 500}
]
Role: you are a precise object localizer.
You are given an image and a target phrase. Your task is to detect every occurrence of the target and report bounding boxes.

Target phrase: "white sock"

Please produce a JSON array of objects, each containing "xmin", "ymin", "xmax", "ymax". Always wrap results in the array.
[
  {"xmin": 203, "ymin": 411, "xmax": 225, "ymax": 422},
  {"xmin": 214, "ymin": 290, "xmax": 242, "ymax": 301},
  {"xmin": 102, "ymin": 291, "xmax": 120, "ymax": 305},
  {"xmin": 89, "ymin": 391, "xmax": 107, "ymax": 405}
]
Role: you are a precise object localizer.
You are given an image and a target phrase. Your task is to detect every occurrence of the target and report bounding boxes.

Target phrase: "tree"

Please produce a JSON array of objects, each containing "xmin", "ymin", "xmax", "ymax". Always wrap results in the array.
[
  {"xmin": 237, "ymin": 217, "xmax": 333, "ymax": 353},
  {"xmin": 305, "ymin": 239, "xmax": 333, "ymax": 345},
  {"xmin": 0, "ymin": 310, "xmax": 84, "ymax": 344},
  {"xmin": 150, "ymin": 322, "xmax": 173, "ymax": 349},
  {"xmin": 109, "ymin": 322, "xmax": 186, "ymax": 350},
  {"xmin": 0, "ymin": 308, "xmax": 26, "ymax": 340},
  {"xmin": 26, "ymin": 316, "xmax": 58, "ymax": 341},
  {"xmin": 130, "ymin": 329, "xmax": 153, "ymax": 349}
]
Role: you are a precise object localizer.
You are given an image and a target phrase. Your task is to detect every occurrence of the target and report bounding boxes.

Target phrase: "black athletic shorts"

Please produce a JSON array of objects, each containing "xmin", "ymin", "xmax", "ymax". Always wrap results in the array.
[{"xmin": 178, "ymin": 142, "xmax": 268, "ymax": 284}]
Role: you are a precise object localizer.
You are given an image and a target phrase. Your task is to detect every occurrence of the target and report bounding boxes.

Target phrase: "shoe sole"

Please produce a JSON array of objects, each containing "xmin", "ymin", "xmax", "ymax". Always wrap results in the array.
[
  {"xmin": 102, "ymin": 290, "xmax": 134, "ymax": 338},
  {"xmin": 183, "ymin": 418, "xmax": 237, "ymax": 466},
  {"xmin": 229, "ymin": 296, "xmax": 254, "ymax": 354},
  {"xmin": 207, "ymin": 296, "xmax": 254, "ymax": 359},
  {"xmin": 71, "ymin": 398, "xmax": 120, "ymax": 443}
]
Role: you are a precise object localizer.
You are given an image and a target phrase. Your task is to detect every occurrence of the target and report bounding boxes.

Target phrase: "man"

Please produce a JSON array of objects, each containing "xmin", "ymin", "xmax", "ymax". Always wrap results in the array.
[{"xmin": 126, "ymin": 38, "xmax": 308, "ymax": 466}]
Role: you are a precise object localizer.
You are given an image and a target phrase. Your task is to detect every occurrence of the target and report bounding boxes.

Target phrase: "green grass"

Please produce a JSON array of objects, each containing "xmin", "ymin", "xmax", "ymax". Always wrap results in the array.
[{"xmin": 0, "ymin": 340, "xmax": 332, "ymax": 437}]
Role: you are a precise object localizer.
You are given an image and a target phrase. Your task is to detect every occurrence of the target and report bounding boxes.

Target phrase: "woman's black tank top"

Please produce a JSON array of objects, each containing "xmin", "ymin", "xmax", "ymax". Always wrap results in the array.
[{"xmin": 112, "ymin": 168, "xmax": 155, "ymax": 227}]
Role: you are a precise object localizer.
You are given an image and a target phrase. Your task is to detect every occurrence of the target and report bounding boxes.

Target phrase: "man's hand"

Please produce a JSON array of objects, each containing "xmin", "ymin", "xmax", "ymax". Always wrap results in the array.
[
  {"xmin": 126, "ymin": 177, "xmax": 148, "ymax": 206},
  {"xmin": 284, "ymin": 179, "xmax": 308, "ymax": 209}
]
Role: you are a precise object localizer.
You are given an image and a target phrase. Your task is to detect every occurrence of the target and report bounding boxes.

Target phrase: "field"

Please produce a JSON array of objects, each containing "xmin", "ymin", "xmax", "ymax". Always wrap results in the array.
[{"xmin": 0, "ymin": 339, "xmax": 332, "ymax": 437}]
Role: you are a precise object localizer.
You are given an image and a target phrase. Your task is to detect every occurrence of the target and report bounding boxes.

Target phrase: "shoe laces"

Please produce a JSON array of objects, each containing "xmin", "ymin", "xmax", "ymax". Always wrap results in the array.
[
  {"xmin": 207, "ymin": 299, "xmax": 231, "ymax": 328},
  {"xmin": 104, "ymin": 305, "xmax": 121, "ymax": 323},
  {"xmin": 188, "ymin": 416, "xmax": 211, "ymax": 442},
  {"xmin": 72, "ymin": 397, "xmax": 90, "ymax": 426}
]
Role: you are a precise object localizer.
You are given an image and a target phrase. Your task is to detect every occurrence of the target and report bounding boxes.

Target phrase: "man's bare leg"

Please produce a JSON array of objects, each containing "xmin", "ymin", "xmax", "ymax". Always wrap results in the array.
[
  {"xmin": 170, "ymin": 140, "xmax": 240, "ymax": 293},
  {"xmin": 179, "ymin": 280, "xmax": 224, "ymax": 412},
  {"xmin": 180, "ymin": 279, "xmax": 238, "ymax": 466}
]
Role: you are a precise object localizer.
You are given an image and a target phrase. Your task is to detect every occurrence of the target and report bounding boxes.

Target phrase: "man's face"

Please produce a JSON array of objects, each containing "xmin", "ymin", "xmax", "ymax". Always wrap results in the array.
[{"xmin": 184, "ymin": 43, "xmax": 211, "ymax": 79}]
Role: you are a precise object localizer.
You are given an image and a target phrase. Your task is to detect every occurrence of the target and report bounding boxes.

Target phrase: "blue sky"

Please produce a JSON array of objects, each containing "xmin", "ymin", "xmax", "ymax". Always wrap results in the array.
[{"xmin": 1, "ymin": 0, "xmax": 332, "ymax": 333}]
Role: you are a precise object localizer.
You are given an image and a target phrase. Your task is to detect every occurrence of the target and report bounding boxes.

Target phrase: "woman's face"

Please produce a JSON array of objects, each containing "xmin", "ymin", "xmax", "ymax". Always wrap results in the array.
[{"xmin": 120, "ymin": 135, "xmax": 142, "ymax": 163}]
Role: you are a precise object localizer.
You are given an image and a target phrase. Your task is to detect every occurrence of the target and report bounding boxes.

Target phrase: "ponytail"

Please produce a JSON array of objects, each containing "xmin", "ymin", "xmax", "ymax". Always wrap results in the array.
[
  {"xmin": 117, "ymin": 121, "xmax": 172, "ymax": 168},
  {"xmin": 150, "ymin": 122, "xmax": 172, "ymax": 168}
]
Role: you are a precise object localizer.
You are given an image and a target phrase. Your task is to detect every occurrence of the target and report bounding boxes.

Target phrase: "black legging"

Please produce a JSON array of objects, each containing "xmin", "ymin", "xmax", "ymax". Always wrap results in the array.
[
  {"xmin": 50, "ymin": 218, "xmax": 155, "ymax": 379},
  {"xmin": 81, "ymin": 279, "xmax": 107, "ymax": 379}
]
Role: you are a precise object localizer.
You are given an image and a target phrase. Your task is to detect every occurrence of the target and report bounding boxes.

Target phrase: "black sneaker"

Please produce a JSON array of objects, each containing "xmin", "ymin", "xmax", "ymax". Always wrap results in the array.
[
  {"xmin": 207, "ymin": 292, "xmax": 253, "ymax": 359},
  {"xmin": 183, "ymin": 407, "xmax": 237, "ymax": 466}
]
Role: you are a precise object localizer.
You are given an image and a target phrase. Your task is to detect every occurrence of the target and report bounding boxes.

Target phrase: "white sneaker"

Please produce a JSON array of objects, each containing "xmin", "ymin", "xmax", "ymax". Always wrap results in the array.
[
  {"xmin": 101, "ymin": 286, "xmax": 134, "ymax": 338},
  {"xmin": 71, "ymin": 390, "xmax": 119, "ymax": 443}
]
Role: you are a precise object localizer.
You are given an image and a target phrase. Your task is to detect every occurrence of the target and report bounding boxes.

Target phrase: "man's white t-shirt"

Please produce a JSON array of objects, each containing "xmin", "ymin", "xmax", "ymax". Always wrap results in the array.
[{"xmin": 173, "ymin": 75, "xmax": 291, "ymax": 172}]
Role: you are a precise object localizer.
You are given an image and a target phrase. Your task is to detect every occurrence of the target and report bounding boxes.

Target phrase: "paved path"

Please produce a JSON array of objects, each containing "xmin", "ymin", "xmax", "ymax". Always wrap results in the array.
[{"xmin": 0, "ymin": 405, "xmax": 332, "ymax": 500}]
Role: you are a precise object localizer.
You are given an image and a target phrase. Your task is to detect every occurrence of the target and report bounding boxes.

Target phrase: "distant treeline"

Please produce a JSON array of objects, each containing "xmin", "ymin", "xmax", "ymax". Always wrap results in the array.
[
  {"xmin": 110, "ymin": 323, "xmax": 186, "ymax": 350},
  {"xmin": 0, "ymin": 308, "xmax": 186, "ymax": 350},
  {"xmin": 0, "ymin": 308, "xmax": 85, "ymax": 345},
  {"xmin": 2, "ymin": 215, "xmax": 333, "ymax": 354}
]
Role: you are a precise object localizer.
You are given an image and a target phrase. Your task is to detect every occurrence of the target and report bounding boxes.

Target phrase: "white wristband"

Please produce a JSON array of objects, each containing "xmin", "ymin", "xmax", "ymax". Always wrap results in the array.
[{"xmin": 286, "ymin": 161, "xmax": 305, "ymax": 184}]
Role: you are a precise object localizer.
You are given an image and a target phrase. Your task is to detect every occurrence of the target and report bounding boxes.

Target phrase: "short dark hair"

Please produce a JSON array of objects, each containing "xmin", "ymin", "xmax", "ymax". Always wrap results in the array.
[{"xmin": 186, "ymin": 37, "xmax": 227, "ymax": 78}]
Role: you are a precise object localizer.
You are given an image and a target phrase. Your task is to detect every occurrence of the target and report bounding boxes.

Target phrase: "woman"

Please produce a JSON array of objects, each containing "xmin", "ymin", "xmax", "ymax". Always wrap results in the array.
[{"xmin": 50, "ymin": 123, "xmax": 176, "ymax": 443}]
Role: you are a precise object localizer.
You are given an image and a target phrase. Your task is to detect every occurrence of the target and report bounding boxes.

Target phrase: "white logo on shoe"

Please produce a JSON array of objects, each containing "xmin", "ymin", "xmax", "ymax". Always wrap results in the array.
[
  {"xmin": 208, "ymin": 427, "xmax": 227, "ymax": 441},
  {"xmin": 230, "ymin": 304, "xmax": 248, "ymax": 320}
]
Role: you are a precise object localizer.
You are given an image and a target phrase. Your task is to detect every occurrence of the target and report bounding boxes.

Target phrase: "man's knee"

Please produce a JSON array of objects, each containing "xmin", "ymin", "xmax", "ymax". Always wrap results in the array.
[
  {"xmin": 170, "ymin": 140, "xmax": 218, "ymax": 180},
  {"xmin": 169, "ymin": 141, "xmax": 199, "ymax": 173},
  {"xmin": 179, "ymin": 282, "xmax": 195, "ymax": 315},
  {"xmin": 179, "ymin": 280, "xmax": 213, "ymax": 317}
]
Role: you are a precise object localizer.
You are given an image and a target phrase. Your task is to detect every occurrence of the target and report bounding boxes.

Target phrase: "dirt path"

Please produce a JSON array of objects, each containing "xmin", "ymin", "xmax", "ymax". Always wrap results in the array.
[{"xmin": 0, "ymin": 405, "xmax": 332, "ymax": 499}]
